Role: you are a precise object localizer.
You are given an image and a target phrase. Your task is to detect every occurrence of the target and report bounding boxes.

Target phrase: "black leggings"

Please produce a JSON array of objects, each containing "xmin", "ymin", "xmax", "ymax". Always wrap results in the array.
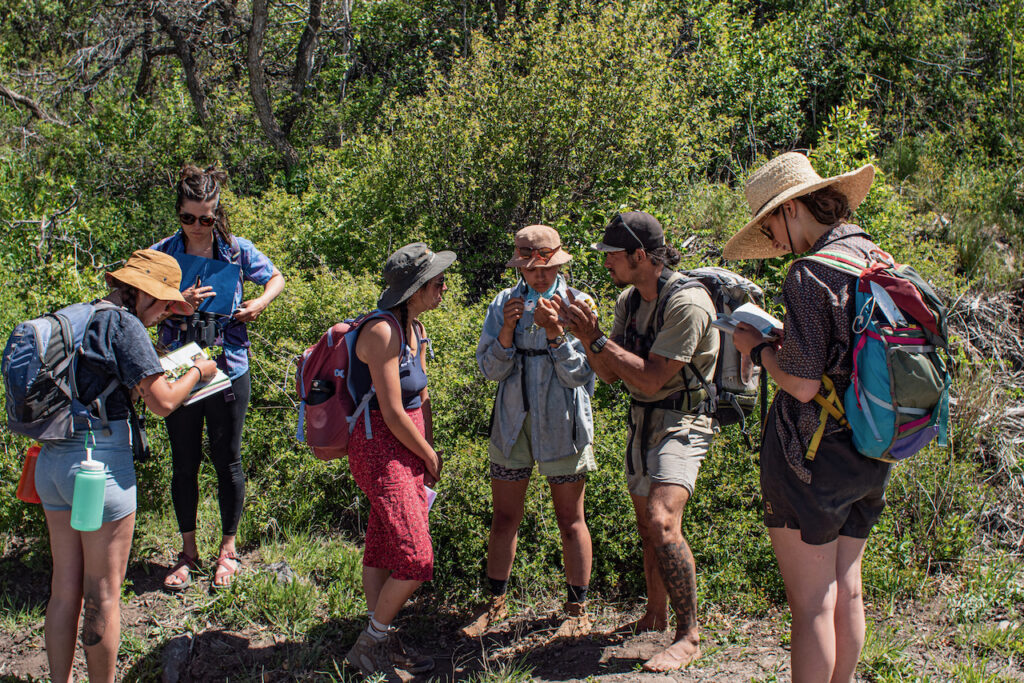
[{"xmin": 166, "ymin": 371, "xmax": 250, "ymax": 536}]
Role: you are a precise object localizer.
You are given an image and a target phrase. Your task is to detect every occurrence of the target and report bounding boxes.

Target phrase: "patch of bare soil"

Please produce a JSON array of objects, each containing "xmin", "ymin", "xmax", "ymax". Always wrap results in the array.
[{"xmin": 1, "ymin": 545, "xmax": 1021, "ymax": 683}]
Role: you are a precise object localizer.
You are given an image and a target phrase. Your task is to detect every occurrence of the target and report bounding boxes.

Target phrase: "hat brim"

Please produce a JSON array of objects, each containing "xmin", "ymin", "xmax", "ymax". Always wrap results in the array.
[
  {"xmin": 377, "ymin": 250, "xmax": 457, "ymax": 310},
  {"xmin": 105, "ymin": 271, "xmax": 194, "ymax": 316},
  {"xmin": 505, "ymin": 251, "xmax": 572, "ymax": 268},
  {"xmin": 723, "ymin": 163, "xmax": 876, "ymax": 260}
]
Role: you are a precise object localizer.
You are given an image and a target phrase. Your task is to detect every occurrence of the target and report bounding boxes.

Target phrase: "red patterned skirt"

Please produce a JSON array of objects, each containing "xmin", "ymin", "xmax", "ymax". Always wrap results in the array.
[{"xmin": 347, "ymin": 408, "xmax": 433, "ymax": 582}]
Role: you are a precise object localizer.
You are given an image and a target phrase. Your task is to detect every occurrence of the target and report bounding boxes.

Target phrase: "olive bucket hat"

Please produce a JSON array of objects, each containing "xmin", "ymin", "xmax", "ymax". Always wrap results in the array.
[
  {"xmin": 723, "ymin": 152, "xmax": 875, "ymax": 260},
  {"xmin": 105, "ymin": 249, "xmax": 193, "ymax": 315},
  {"xmin": 378, "ymin": 242, "xmax": 457, "ymax": 310}
]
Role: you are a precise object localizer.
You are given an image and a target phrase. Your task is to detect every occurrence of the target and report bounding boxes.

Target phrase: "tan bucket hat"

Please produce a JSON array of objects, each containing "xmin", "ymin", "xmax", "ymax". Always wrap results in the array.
[
  {"xmin": 506, "ymin": 225, "xmax": 572, "ymax": 268},
  {"xmin": 723, "ymin": 152, "xmax": 875, "ymax": 260},
  {"xmin": 105, "ymin": 249, "xmax": 193, "ymax": 315}
]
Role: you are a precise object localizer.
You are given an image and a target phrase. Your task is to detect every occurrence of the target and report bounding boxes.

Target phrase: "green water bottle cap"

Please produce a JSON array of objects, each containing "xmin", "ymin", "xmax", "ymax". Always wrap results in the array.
[{"xmin": 80, "ymin": 460, "xmax": 104, "ymax": 472}]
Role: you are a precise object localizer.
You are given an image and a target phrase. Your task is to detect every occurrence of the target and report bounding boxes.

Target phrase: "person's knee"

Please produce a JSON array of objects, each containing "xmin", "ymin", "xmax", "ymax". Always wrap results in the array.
[
  {"xmin": 555, "ymin": 512, "xmax": 588, "ymax": 541},
  {"xmin": 646, "ymin": 504, "xmax": 681, "ymax": 545},
  {"xmin": 788, "ymin": 583, "xmax": 838, "ymax": 623},
  {"xmin": 491, "ymin": 506, "xmax": 524, "ymax": 534},
  {"xmin": 835, "ymin": 575, "xmax": 864, "ymax": 607}
]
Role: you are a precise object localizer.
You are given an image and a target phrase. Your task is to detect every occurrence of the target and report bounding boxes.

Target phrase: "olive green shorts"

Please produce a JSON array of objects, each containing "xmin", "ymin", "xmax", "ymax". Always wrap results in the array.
[
  {"xmin": 625, "ymin": 409, "xmax": 714, "ymax": 498},
  {"xmin": 488, "ymin": 413, "xmax": 596, "ymax": 482}
]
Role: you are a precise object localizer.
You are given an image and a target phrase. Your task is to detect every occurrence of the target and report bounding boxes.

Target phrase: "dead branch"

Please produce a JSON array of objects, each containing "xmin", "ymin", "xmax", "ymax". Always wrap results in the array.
[{"xmin": 0, "ymin": 84, "xmax": 67, "ymax": 126}]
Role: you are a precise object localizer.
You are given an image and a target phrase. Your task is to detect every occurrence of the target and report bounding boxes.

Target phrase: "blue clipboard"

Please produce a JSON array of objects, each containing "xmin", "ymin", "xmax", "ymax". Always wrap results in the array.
[{"xmin": 173, "ymin": 254, "xmax": 241, "ymax": 316}]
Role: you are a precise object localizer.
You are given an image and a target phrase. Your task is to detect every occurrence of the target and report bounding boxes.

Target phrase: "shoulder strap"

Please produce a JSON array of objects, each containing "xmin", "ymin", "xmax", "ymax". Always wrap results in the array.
[
  {"xmin": 655, "ymin": 276, "xmax": 708, "ymax": 332},
  {"xmin": 800, "ymin": 251, "xmax": 868, "ymax": 278}
]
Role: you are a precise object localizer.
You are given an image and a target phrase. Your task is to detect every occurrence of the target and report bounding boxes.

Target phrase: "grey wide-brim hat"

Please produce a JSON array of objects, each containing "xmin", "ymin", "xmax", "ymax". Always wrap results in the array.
[
  {"xmin": 377, "ymin": 242, "xmax": 457, "ymax": 310},
  {"xmin": 723, "ymin": 152, "xmax": 875, "ymax": 260}
]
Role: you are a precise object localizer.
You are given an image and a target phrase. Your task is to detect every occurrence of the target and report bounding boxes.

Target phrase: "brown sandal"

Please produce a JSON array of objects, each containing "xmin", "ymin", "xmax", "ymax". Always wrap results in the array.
[
  {"xmin": 163, "ymin": 552, "xmax": 200, "ymax": 593},
  {"xmin": 212, "ymin": 551, "xmax": 240, "ymax": 590}
]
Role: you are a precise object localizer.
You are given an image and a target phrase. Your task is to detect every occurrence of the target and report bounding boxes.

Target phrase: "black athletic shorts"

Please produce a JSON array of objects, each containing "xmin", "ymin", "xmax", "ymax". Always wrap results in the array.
[{"xmin": 760, "ymin": 406, "xmax": 893, "ymax": 545}]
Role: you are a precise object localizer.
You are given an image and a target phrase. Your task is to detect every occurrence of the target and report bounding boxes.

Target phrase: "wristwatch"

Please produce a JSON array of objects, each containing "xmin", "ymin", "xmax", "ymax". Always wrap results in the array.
[
  {"xmin": 750, "ymin": 341, "xmax": 772, "ymax": 368},
  {"xmin": 589, "ymin": 334, "xmax": 609, "ymax": 354},
  {"xmin": 548, "ymin": 333, "xmax": 569, "ymax": 348}
]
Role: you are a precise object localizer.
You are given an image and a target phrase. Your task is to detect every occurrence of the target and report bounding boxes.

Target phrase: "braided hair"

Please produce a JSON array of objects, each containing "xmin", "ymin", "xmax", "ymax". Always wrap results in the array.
[{"xmin": 175, "ymin": 164, "xmax": 232, "ymax": 243}]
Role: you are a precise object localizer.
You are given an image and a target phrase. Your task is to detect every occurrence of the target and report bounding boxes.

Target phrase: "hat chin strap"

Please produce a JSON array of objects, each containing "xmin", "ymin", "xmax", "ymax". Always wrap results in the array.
[{"xmin": 782, "ymin": 207, "xmax": 797, "ymax": 254}]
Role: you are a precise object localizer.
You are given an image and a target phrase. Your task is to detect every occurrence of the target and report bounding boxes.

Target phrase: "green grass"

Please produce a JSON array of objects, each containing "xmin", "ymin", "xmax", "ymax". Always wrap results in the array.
[
  {"xmin": 0, "ymin": 591, "xmax": 43, "ymax": 633},
  {"xmin": 859, "ymin": 619, "xmax": 920, "ymax": 681}
]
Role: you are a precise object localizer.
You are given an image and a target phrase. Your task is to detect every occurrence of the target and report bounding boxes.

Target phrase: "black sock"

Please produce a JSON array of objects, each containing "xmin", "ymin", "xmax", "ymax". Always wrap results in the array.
[
  {"xmin": 488, "ymin": 576, "xmax": 509, "ymax": 597},
  {"xmin": 567, "ymin": 583, "xmax": 588, "ymax": 603}
]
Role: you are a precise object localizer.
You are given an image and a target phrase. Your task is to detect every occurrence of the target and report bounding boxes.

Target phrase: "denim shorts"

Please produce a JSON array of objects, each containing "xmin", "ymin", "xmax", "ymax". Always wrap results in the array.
[{"xmin": 35, "ymin": 419, "xmax": 137, "ymax": 523}]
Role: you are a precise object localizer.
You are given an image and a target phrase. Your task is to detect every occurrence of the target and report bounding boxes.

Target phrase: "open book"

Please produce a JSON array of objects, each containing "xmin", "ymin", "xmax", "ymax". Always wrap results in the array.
[
  {"xmin": 160, "ymin": 342, "xmax": 231, "ymax": 406},
  {"xmin": 712, "ymin": 302, "xmax": 783, "ymax": 340}
]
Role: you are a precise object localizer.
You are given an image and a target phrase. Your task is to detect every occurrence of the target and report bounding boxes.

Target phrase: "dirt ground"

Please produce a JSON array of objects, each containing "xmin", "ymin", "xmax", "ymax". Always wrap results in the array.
[{"xmin": 0, "ymin": 548, "xmax": 1020, "ymax": 682}]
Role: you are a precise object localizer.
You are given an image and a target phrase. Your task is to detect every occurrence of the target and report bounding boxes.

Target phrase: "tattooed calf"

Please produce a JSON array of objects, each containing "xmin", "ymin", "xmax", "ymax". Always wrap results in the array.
[
  {"xmin": 653, "ymin": 541, "xmax": 698, "ymax": 634},
  {"xmin": 80, "ymin": 593, "xmax": 106, "ymax": 647}
]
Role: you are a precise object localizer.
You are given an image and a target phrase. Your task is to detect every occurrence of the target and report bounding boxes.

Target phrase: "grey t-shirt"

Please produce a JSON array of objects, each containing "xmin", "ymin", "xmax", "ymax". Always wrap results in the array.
[{"xmin": 76, "ymin": 306, "xmax": 165, "ymax": 421}]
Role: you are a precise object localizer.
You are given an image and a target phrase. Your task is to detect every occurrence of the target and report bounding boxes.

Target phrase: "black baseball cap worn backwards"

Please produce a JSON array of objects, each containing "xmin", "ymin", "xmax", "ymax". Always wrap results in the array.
[{"xmin": 591, "ymin": 211, "xmax": 665, "ymax": 252}]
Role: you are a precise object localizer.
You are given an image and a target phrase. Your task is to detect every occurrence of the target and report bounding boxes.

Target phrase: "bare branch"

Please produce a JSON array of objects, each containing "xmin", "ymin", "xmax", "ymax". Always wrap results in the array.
[{"xmin": 0, "ymin": 84, "xmax": 67, "ymax": 126}]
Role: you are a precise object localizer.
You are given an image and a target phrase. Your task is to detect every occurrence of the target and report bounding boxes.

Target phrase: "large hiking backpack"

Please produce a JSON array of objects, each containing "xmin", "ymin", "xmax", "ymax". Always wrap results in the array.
[
  {"xmin": 800, "ymin": 248, "xmax": 951, "ymax": 463},
  {"xmin": 294, "ymin": 310, "xmax": 402, "ymax": 461},
  {"xmin": 623, "ymin": 268, "xmax": 765, "ymax": 447},
  {"xmin": 3, "ymin": 301, "xmax": 122, "ymax": 441}
]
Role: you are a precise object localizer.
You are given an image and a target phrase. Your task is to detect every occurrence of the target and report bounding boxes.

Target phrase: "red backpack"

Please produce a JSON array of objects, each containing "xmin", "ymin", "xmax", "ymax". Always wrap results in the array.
[{"xmin": 295, "ymin": 310, "xmax": 401, "ymax": 460}]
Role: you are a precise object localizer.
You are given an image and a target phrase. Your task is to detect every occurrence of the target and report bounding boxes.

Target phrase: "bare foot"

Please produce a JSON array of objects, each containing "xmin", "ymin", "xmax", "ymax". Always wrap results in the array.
[
  {"xmin": 612, "ymin": 611, "xmax": 669, "ymax": 635},
  {"xmin": 642, "ymin": 633, "xmax": 701, "ymax": 672}
]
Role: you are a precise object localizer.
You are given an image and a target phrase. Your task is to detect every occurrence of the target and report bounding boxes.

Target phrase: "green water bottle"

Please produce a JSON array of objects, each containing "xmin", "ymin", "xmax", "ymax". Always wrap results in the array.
[{"xmin": 70, "ymin": 458, "xmax": 105, "ymax": 532}]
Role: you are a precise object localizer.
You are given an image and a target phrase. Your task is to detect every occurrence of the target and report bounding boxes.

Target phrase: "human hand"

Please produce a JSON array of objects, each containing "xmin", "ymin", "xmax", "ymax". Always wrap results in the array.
[
  {"xmin": 182, "ymin": 283, "xmax": 216, "ymax": 310},
  {"xmin": 233, "ymin": 298, "xmax": 267, "ymax": 323},
  {"xmin": 732, "ymin": 322, "xmax": 764, "ymax": 355},
  {"xmin": 191, "ymin": 358, "xmax": 219, "ymax": 381},
  {"xmin": 534, "ymin": 298, "xmax": 563, "ymax": 335},
  {"xmin": 502, "ymin": 297, "xmax": 525, "ymax": 330},
  {"xmin": 424, "ymin": 448, "xmax": 443, "ymax": 486},
  {"xmin": 560, "ymin": 291, "xmax": 600, "ymax": 343}
]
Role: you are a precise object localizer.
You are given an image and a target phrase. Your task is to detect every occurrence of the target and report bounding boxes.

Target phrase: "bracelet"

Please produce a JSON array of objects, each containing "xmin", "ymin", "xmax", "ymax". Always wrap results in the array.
[
  {"xmin": 188, "ymin": 365, "xmax": 202, "ymax": 380},
  {"xmin": 750, "ymin": 342, "xmax": 772, "ymax": 368}
]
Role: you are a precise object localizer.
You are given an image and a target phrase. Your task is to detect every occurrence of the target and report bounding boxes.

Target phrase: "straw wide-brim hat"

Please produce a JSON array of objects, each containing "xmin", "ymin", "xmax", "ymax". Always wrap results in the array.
[
  {"xmin": 378, "ymin": 242, "xmax": 457, "ymax": 310},
  {"xmin": 105, "ymin": 249, "xmax": 193, "ymax": 315},
  {"xmin": 723, "ymin": 152, "xmax": 876, "ymax": 260},
  {"xmin": 505, "ymin": 224, "xmax": 573, "ymax": 268}
]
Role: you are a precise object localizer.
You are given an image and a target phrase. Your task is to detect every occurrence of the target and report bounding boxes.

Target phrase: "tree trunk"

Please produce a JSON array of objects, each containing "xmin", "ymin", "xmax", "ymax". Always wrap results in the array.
[
  {"xmin": 248, "ymin": 0, "xmax": 300, "ymax": 169},
  {"xmin": 154, "ymin": 10, "xmax": 212, "ymax": 134},
  {"xmin": 0, "ymin": 84, "xmax": 66, "ymax": 125},
  {"xmin": 292, "ymin": 0, "xmax": 323, "ymax": 97}
]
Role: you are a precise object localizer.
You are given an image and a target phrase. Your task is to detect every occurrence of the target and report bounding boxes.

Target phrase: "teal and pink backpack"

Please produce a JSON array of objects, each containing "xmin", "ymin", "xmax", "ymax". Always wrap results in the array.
[{"xmin": 800, "ymin": 248, "xmax": 951, "ymax": 464}]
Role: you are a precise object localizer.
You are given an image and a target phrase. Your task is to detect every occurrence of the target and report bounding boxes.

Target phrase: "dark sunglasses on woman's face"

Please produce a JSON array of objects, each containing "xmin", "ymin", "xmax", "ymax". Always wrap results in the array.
[
  {"xmin": 179, "ymin": 213, "xmax": 217, "ymax": 227},
  {"xmin": 517, "ymin": 245, "xmax": 561, "ymax": 262}
]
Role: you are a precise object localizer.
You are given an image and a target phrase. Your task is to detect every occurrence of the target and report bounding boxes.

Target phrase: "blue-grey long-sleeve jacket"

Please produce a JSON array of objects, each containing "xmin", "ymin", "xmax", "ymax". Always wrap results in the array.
[{"xmin": 476, "ymin": 281, "xmax": 595, "ymax": 462}]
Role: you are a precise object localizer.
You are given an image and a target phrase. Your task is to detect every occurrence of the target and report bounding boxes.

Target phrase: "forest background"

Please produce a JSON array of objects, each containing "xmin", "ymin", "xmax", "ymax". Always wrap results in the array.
[{"xmin": 0, "ymin": 0, "xmax": 1022, "ymax": 680}]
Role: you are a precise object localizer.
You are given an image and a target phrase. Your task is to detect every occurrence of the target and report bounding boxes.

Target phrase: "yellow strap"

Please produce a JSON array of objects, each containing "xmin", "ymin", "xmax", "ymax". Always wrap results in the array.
[{"xmin": 805, "ymin": 375, "xmax": 848, "ymax": 461}]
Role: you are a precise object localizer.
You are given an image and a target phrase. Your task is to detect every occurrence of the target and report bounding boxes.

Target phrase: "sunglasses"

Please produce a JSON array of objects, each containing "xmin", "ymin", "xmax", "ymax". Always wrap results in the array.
[
  {"xmin": 615, "ymin": 214, "xmax": 646, "ymax": 250},
  {"xmin": 179, "ymin": 213, "xmax": 217, "ymax": 227},
  {"xmin": 758, "ymin": 207, "xmax": 780, "ymax": 240},
  {"xmin": 429, "ymin": 273, "xmax": 446, "ymax": 287},
  {"xmin": 517, "ymin": 245, "xmax": 561, "ymax": 262}
]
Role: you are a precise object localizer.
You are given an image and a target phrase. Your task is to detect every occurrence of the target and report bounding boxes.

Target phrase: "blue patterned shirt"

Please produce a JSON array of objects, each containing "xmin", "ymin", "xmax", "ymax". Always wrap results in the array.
[{"xmin": 151, "ymin": 230, "xmax": 278, "ymax": 380}]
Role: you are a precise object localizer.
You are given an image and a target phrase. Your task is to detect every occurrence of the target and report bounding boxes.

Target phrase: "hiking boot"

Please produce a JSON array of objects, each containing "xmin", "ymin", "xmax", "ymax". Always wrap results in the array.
[
  {"xmin": 389, "ymin": 634, "xmax": 434, "ymax": 673},
  {"xmin": 552, "ymin": 601, "xmax": 592, "ymax": 638},
  {"xmin": 345, "ymin": 630, "xmax": 399, "ymax": 680},
  {"xmin": 460, "ymin": 594, "xmax": 508, "ymax": 637}
]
